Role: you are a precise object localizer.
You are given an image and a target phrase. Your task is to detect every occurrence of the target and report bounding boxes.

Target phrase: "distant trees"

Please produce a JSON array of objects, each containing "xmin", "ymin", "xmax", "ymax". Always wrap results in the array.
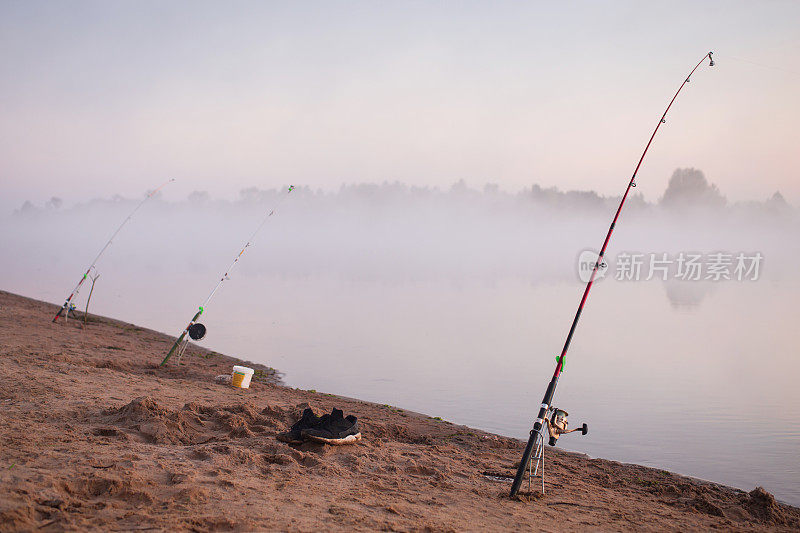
[
  {"xmin": 526, "ymin": 184, "xmax": 608, "ymax": 211},
  {"xmin": 765, "ymin": 191, "xmax": 789, "ymax": 211},
  {"xmin": 45, "ymin": 197, "xmax": 63, "ymax": 209},
  {"xmin": 659, "ymin": 168, "xmax": 726, "ymax": 209},
  {"xmin": 15, "ymin": 201, "xmax": 36, "ymax": 215},
  {"xmin": 6, "ymin": 170, "xmax": 792, "ymax": 218},
  {"xmin": 188, "ymin": 191, "xmax": 210, "ymax": 203},
  {"xmin": 15, "ymin": 197, "xmax": 63, "ymax": 215}
]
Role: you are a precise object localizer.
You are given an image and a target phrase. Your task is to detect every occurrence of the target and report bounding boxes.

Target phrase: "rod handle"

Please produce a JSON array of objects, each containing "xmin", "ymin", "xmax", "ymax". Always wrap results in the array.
[{"xmin": 510, "ymin": 427, "xmax": 541, "ymax": 497}]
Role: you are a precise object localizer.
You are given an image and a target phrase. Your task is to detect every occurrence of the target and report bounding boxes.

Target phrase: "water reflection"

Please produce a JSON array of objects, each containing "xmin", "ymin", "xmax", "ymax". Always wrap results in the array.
[{"xmin": 663, "ymin": 280, "xmax": 717, "ymax": 308}]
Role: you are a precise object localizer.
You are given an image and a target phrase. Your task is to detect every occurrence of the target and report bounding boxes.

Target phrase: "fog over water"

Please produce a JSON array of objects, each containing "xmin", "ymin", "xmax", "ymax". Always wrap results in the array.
[{"xmin": 2, "ymin": 170, "xmax": 799, "ymax": 504}]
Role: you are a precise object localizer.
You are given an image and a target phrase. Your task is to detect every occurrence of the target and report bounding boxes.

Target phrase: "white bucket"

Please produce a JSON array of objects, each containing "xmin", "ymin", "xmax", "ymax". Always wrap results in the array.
[{"xmin": 231, "ymin": 365, "xmax": 254, "ymax": 389}]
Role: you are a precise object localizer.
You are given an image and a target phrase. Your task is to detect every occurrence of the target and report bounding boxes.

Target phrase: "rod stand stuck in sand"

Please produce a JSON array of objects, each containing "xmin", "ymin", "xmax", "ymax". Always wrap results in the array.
[
  {"xmin": 510, "ymin": 52, "xmax": 714, "ymax": 498},
  {"xmin": 83, "ymin": 273, "xmax": 100, "ymax": 326},
  {"xmin": 161, "ymin": 308, "xmax": 203, "ymax": 366},
  {"xmin": 52, "ymin": 179, "xmax": 174, "ymax": 323}
]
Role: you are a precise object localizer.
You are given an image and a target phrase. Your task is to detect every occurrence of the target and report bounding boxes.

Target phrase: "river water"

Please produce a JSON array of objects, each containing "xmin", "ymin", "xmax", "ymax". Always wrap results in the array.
[{"xmin": 2, "ymin": 195, "xmax": 798, "ymax": 505}]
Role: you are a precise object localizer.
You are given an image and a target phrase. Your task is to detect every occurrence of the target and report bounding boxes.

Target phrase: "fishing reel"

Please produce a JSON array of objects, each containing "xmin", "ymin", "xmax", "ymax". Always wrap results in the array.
[
  {"xmin": 168, "ymin": 322, "xmax": 207, "ymax": 366},
  {"xmin": 546, "ymin": 408, "xmax": 588, "ymax": 446},
  {"xmin": 188, "ymin": 323, "xmax": 207, "ymax": 341}
]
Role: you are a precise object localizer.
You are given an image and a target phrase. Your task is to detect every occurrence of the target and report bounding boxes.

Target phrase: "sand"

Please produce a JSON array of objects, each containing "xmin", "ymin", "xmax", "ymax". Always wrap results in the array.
[{"xmin": 1, "ymin": 289, "xmax": 798, "ymax": 532}]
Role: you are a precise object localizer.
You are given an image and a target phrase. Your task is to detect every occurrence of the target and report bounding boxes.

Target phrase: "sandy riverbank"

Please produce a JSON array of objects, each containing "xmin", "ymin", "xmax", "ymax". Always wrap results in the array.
[{"xmin": 1, "ymin": 289, "xmax": 798, "ymax": 531}]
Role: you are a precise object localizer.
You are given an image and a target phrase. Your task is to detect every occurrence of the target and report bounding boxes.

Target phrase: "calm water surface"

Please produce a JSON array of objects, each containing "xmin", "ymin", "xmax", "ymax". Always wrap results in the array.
[{"xmin": 9, "ymin": 272, "xmax": 799, "ymax": 506}]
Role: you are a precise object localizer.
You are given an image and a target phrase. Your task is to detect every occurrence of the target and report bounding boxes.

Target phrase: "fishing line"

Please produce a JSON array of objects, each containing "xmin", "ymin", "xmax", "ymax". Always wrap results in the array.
[
  {"xmin": 509, "ymin": 52, "xmax": 716, "ymax": 497},
  {"xmin": 160, "ymin": 185, "xmax": 296, "ymax": 366},
  {"xmin": 52, "ymin": 179, "xmax": 175, "ymax": 322}
]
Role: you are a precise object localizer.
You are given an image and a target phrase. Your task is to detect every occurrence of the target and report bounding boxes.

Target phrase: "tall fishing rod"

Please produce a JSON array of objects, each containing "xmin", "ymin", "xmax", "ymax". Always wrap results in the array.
[
  {"xmin": 160, "ymin": 185, "xmax": 295, "ymax": 366},
  {"xmin": 509, "ymin": 52, "xmax": 715, "ymax": 497},
  {"xmin": 52, "ymin": 179, "xmax": 175, "ymax": 322}
]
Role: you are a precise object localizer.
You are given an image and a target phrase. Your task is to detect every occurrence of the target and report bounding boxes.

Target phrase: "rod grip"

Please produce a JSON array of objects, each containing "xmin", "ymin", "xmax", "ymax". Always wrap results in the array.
[
  {"xmin": 510, "ymin": 427, "xmax": 541, "ymax": 497},
  {"xmin": 160, "ymin": 332, "xmax": 186, "ymax": 366}
]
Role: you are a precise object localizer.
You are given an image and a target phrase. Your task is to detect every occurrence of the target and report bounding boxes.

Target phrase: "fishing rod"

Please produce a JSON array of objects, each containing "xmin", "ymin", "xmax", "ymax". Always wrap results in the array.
[
  {"xmin": 160, "ymin": 185, "xmax": 296, "ymax": 366},
  {"xmin": 52, "ymin": 179, "xmax": 175, "ymax": 322},
  {"xmin": 509, "ymin": 51, "xmax": 715, "ymax": 497}
]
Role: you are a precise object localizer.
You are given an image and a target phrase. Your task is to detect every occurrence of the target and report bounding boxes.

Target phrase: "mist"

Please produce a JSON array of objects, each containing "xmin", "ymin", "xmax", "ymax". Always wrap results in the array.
[
  {"xmin": 3, "ymin": 169, "xmax": 800, "ymax": 503},
  {"xmin": 4, "ymin": 168, "xmax": 797, "ymax": 290}
]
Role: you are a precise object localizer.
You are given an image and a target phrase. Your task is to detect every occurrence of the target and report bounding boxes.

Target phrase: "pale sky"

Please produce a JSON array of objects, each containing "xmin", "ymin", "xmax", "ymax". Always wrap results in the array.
[{"xmin": 1, "ymin": 0, "xmax": 798, "ymax": 212}]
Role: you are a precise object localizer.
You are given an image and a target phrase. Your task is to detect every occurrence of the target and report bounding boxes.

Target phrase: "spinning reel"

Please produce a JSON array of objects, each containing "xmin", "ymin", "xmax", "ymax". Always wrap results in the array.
[
  {"xmin": 171, "ymin": 322, "xmax": 207, "ymax": 364},
  {"xmin": 188, "ymin": 323, "xmax": 206, "ymax": 341},
  {"xmin": 546, "ymin": 408, "xmax": 588, "ymax": 447}
]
